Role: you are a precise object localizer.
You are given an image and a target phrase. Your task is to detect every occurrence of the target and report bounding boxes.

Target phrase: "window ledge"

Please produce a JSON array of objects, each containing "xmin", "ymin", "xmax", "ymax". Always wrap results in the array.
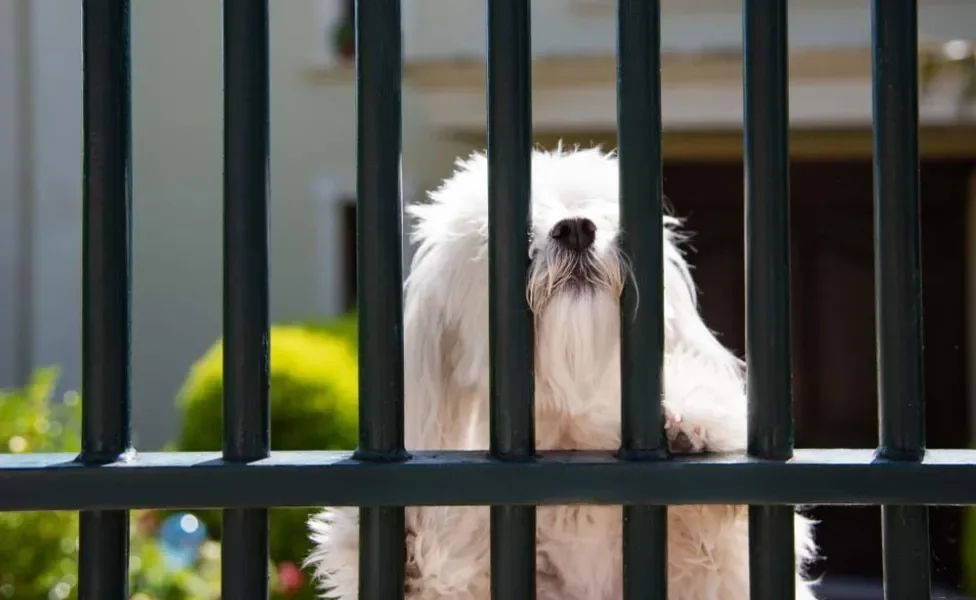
[
  {"xmin": 303, "ymin": 55, "xmax": 355, "ymax": 84},
  {"xmin": 398, "ymin": 46, "xmax": 976, "ymax": 135}
]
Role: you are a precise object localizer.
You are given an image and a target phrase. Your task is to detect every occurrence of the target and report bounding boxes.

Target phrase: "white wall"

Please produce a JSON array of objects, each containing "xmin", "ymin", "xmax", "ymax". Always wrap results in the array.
[
  {"xmin": 4, "ymin": 0, "xmax": 972, "ymax": 450},
  {"xmin": 403, "ymin": 0, "xmax": 976, "ymax": 60},
  {"xmin": 0, "ymin": 0, "xmax": 25, "ymax": 388},
  {"xmin": 0, "ymin": 0, "xmax": 84, "ymax": 394},
  {"xmin": 128, "ymin": 0, "xmax": 470, "ymax": 448},
  {"xmin": 0, "ymin": 0, "xmax": 471, "ymax": 448},
  {"xmin": 26, "ymin": 1, "xmax": 84, "ymax": 400}
]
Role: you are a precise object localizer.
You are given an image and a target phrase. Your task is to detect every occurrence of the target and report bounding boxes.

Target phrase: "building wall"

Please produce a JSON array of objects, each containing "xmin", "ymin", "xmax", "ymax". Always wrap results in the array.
[
  {"xmin": 1, "ymin": 0, "xmax": 973, "ymax": 451},
  {"xmin": 0, "ymin": 0, "xmax": 84, "ymax": 395},
  {"xmin": 0, "ymin": 0, "xmax": 24, "ymax": 388},
  {"xmin": 129, "ymin": 0, "xmax": 472, "ymax": 449},
  {"xmin": 402, "ymin": 0, "xmax": 976, "ymax": 59},
  {"xmin": 0, "ymin": 0, "xmax": 471, "ymax": 449}
]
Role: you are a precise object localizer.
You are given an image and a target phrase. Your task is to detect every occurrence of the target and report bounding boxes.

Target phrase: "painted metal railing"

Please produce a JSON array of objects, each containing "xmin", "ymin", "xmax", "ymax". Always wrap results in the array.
[{"xmin": 0, "ymin": 1, "xmax": 970, "ymax": 599}]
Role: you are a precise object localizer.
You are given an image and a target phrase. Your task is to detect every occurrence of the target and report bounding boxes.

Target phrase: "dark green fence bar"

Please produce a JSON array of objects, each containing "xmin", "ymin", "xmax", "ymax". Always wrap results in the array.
[
  {"xmin": 487, "ymin": 1, "xmax": 536, "ymax": 598},
  {"xmin": 616, "ymin": 1, "xmax": 668, "ymax": 599},
  {"xmin": 354, "ymin": 1, "xmax": 408, "ymax": 599},
  {"xmin": 742, "ymin": 1, "xmax": 796, "ymax": 599},
  {"xmin": 222, "ymin": 1, "xmax": 271, "ymax": 598},
  {"xmin": 78, "ymin": 1, "xmax": 133, "ymax": 598},
  {"xmin": 870, "ymin": 1, "xmax": 931, "ymax": 599}
]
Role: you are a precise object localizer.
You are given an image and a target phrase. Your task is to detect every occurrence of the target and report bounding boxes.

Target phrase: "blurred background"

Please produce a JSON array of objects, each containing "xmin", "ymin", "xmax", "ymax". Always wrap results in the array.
[{"xmin": 1, "ymin": 0, "xmax": 975, "ymax": 598}]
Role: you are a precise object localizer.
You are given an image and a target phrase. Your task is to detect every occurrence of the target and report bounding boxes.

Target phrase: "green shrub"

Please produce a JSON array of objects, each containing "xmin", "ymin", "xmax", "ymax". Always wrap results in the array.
[
  {"xmin": 0, "ymin": 368, "xmax": 81, "ymax": 599},
  {"xmin": 302, "ymin": 310, "xmax": 358, "ymax": 351},
  {"xmin": 174, "ymin": 320, "xmax": 359, "ymax": 591},
  {"xmin": 0, "ymin": 313, "xmax": 360, "ymax": 600},
  {"xmin": 0, "ymin": 368, "xmax": 272, "ymax": 600},
  {"xmin": 177, "ymin": 324, "xmax": 358, "ymax": 453}
]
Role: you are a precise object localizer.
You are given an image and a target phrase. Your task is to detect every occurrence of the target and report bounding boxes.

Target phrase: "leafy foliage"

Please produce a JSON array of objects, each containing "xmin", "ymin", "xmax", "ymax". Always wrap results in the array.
[
  {"xmin": 0, "ymin": 368, "xmax": 81, "ymax": 599},
  {"xmin": 1, "ymin": 313, "xmax": 360, "ymax": 599},
  {"xmin": 174, "ymin": 318, "xmax": 359, "ymax": 599},
  {"xmin": 0, "ymin": 369, "xmax": 238, "ymax": 600}
]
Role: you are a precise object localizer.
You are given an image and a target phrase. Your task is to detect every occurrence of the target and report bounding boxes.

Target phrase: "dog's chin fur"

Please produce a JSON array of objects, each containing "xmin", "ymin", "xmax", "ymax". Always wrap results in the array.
[{"xmin": 306, "ymin": 147, "xmax": 820, "ymax": 600}]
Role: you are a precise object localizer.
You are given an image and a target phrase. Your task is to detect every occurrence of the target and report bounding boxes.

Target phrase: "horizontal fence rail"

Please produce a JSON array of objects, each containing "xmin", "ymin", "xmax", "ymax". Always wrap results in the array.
[
  {"xmin": 2, "ymin": 449, "xmax": 976, "ymax": 510},
  {"xmin": 1, "ymin": 0, "xmax": 973, "ymax": 599}
]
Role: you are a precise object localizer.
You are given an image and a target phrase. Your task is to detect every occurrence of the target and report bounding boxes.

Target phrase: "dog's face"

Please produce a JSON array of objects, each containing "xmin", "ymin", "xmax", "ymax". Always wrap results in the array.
[
  {"xmin": 520, "ymin": 151, "xmax": 630, "ymax": 397},
  {"xmin": 407, "ymin": 149, "xmax": 630, "ymax": 389},
  {"xmin": 404, "ymin": 148, "xmax": 737, "ymax": 439}
]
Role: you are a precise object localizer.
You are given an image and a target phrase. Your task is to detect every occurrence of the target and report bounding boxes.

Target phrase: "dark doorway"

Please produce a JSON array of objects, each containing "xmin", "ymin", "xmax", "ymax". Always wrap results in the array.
[{"xmin": 662, "ymin": 159, "xmax": 972, "ymax": 589}]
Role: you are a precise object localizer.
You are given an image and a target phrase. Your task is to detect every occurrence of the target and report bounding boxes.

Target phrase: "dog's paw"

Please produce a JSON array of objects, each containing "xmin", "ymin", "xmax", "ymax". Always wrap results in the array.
[
  {"xmin": 663, "ymin": 407, "xmax": 707, "ymax": 453},
  {"xmin": 404, "ymin": 527, "xmax": 423, "ymax": 595}
]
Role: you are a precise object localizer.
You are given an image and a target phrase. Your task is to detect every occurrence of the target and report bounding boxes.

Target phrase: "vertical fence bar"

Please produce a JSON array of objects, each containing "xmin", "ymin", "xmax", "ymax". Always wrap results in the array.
[
  {"xmin": 79, "ymin": 2, "xmax": 132, "ymax": 598},
  {"xmin": 222, "ymin": 1, "xmax": 271, "ymax": 598},
  {"xmin": 616, "ymin": 1, "xmax": 668, "ymax": 599},
  {"xmin": 871, "ymin": 1, "xmax": 931, "ymax": 598},
  {"xmin": 354, "ymin": 1, "xmax": 408, "ymax": 599},
  {"xmin": 742, "ymin": 2, "xmax": 797, "ymax": 599},
  {"xmin": 487, "ymin": 1, "xmax": 536, "ymax": 599}
]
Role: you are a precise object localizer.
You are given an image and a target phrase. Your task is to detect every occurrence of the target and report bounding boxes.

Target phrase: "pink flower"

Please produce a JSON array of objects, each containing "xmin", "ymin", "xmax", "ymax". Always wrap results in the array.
[{"xmin": 277, "ymin": 561, "xmax": 305, "ymax": 595}]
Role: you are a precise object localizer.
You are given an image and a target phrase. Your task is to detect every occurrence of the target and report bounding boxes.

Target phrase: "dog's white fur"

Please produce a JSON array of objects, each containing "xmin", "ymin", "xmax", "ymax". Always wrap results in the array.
[{"xmin": 306, "ymin": 147, "xmax": 819, "ymax": 599}]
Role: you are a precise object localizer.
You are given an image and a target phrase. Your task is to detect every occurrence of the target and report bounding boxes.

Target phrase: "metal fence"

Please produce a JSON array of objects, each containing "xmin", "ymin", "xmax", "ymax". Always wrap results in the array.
[{"xmin": 0, "ymin": 0, "xmax": 973, "ymax": 599}]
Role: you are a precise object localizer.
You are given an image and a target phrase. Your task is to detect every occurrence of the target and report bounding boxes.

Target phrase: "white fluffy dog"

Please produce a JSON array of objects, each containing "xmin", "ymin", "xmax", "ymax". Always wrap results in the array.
[{"xmin": 307, "ymin": 148, "xmax": 818, "ymax": 600}]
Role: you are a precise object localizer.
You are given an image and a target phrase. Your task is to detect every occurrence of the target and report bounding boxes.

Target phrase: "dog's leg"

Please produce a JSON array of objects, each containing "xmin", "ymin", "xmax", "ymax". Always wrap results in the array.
[
  {"xmin": 306, "ymin": 506, "xmax": 491, "ymax": 600},
  {"xmin": 659, "ymin": 348, "xmax": 822, "ymax": 599},
  {"xmin": 660, "ymin": 346, "xmax": 749, "ymax": 455},
  {"xmin": 306, "ymin": 507, "xmax": 360, "ymax": 599},
  {"xmin": 404, "ymin": 506, "xmax": 491, "ymax": 599},
  {"xmin": 659, "ymin": 404, "xmax": 820, "ymax": 597}
]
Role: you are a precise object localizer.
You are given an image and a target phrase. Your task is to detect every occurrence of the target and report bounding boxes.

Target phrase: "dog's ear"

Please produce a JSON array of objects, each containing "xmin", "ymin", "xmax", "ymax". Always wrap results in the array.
[
  {"xmin": 403, "ymin": 291, "xmax": 459, "ymax": 450},
  {"xmin": 662, "ymin": 237, "xmax": 745, "ymax": 383},
  {"xmin": 401, "ymin": 164, "xmax": 489, "ymax": 451},
  {"xmin": 402, "ymin": 243, "xmax": 475, "ymax": 451}
]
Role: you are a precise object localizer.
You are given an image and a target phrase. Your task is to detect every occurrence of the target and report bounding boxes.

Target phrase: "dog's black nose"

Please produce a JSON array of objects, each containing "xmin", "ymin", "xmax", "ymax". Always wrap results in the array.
[{"xmin": 550, "ymin": 218, "xmax": 596, "ymax": 252}]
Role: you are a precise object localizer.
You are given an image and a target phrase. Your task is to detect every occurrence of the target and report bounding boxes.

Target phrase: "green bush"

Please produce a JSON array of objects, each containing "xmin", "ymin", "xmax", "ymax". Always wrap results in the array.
[
  {"xmin": 0, "ymin": 368, "xmax": 81, "ymax": 599},
  {"xmin": 177, "ymin": 324, "xmax": 358, "ymax": 453},
  {"xmin": 302, "ymin": 310, "xmax": 357, "ymax": 352},
  {"xmin": 0, "ymin": 313, "xmax": 359, "ymax": 600},
  {"xmin": 0, "ymin": 368, "xmax": 274, "ymax": 600},
  {"xmin": 174, "ymin": 319, "xmax": 359, "ymax": 596}
]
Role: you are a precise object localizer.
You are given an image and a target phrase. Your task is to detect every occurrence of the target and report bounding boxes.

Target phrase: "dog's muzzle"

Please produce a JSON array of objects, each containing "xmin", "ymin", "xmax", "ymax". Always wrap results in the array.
[{"xmin": 550, "ymin": 217, "xmax": 596, "ymax": 253}]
